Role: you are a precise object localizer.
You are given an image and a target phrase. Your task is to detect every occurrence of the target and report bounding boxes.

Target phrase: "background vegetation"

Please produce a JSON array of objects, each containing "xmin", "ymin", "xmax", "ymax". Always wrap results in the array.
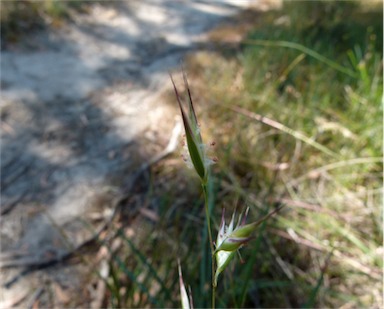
[{"xmin": 111, "ymin": 1, "xmax": 382, "ymax": 308}]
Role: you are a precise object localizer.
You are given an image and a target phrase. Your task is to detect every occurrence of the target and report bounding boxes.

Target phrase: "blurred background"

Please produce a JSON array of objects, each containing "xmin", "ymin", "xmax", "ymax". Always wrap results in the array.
[{"xmin": 1, "ymin": 0, "xmax": 382, "ymax": 308}]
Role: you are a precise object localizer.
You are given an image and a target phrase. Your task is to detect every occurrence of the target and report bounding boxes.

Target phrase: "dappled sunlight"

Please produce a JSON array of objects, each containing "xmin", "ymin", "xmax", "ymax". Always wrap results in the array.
[
  {"xmin": 0, "ymin": 1, "xmax": 263, "ymax": 308},
  {"xmin": 1, "ymin": 0, "xmax": 382, "ymax": 308}
]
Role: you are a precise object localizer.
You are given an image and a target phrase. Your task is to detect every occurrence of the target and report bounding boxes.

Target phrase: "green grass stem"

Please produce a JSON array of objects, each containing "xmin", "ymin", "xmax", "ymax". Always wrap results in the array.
[
  {"xmin": 202, "ymin": 181, "xmax": 216, "ymax": 308},
  {"xmin": 243, "ymin": 39, "xmax": 358, "ymax": 78}
]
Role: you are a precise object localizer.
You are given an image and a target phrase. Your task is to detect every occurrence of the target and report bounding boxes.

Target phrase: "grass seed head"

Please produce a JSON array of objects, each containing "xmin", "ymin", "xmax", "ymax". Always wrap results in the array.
[
  {"xmin": 170, "ymin": 71, "xmax": 215, "ymax": 183},
  {"xmin": 178, "ymin": 260, "xmax": 193, "ymax": 309}
]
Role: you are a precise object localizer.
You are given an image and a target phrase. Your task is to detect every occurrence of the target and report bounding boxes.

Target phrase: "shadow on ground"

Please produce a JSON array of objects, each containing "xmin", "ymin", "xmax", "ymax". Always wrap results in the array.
[{"xmin": 0, "ymin": 0, "xmax": 268, "ymax": 307}]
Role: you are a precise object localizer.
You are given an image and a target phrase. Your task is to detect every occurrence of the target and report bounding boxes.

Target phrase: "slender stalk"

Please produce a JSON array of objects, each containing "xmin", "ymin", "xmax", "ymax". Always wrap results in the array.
[{"xmin": 202, "ymin": 182, "xmax": 215, "ymax": 308}]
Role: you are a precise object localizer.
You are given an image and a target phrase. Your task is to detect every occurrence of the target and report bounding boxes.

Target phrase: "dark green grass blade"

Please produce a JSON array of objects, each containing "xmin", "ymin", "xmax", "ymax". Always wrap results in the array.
[
  {"xmin": 239, "ymin": 220, "xmax": 267, "ymax": 307},
  {"xmin": 303, "ymin": 250, "xmax": 334, "ymax": 308},
  {"xmin": 121, "ymin": 233, "xmax": 173, "ymax": 302},
  {"xmin": 108, "ymin": 261, "xmax": 122, "ymax": 308},
  {"xmin": 112, "ymin": 254, "xmax": 160, "ymax": 307}
]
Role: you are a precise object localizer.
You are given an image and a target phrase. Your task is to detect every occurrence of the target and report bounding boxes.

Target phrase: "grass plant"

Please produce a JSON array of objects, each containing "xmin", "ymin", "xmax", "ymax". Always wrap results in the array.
[
  {"xmin": 170, "ymin": 71, "xmax": 283, "ymax": 308},
  {"xmin": 100, "ymin": 0, "xmax": 382, "ymax": 307},
  {"xmin": 183, "ymin": 1, "xmax": 382, "ymax": 307}
]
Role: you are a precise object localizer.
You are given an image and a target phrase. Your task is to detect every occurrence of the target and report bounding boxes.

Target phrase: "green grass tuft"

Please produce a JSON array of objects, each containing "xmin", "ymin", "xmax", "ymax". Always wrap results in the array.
[
  {"xmin": 183, "ymin": 0, "xmax": 382, "ymax": 307},
  {"xmin": 99, "ymin": 1, "xmax": 382, "ymax": 307}
]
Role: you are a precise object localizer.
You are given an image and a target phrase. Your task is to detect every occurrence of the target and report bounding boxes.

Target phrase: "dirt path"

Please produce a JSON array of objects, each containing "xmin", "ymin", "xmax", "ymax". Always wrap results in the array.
[{"xmin": 0, "ymin": 0, "xmax": 265, "ymax": 307}]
